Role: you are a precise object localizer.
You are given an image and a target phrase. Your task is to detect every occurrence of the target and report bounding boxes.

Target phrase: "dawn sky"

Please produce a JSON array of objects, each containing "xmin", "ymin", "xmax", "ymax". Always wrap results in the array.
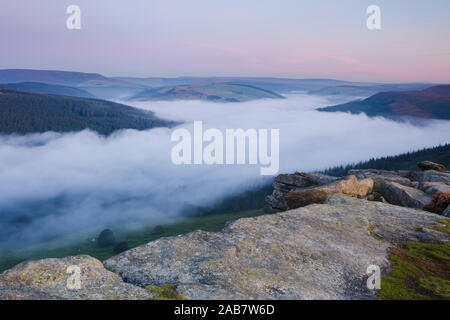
[{"xmin": 1, "ymin": 0, "xmax": 449, "ymax": 82}]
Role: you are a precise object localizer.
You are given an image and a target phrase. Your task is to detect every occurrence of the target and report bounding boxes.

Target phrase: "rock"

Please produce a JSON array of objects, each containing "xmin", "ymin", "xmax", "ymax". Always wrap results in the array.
[
  {"xmin": 97, "ymin": 229, "xmax": 116, "ymax": 248},
  {"xmin": 348, "ymin": 169, "xmax": 413, "ymax": 191},
  {"xmin": 407, "ymin": 170, "xmax": 450, "ymax": 184},
  {"xmin": 266, "ymin": 172, "xmax": 338, "ymax": 211},
  {"xmin": 418, "ymin": 161, "xmax": 446, "ymax": 172},
  {"xmin": 443, "ymin": 205, "xmax": 450, "ymax": 217},
  {"xmin": 366, "ymin": 192, "xmax": 387, "ymax": 203},
  {"xmin": 104, "ymin": 196, "xmax": 449, "ymax": 300},
  {"xmin": 151, "ymin": 225, "xmax": 165, "ymax": 235},
  {"xmin": 379, "ymin": 181, "xmax": 433, "ymax": 209},
  {"xmin": 284, "ymin": 175, "xmax": 373, "ymax": 209},
  {"xmin": 418, "ymin": 182, "xmax": 450, "ymax": 195},
  {"xmin": 0, "ymin": 255, "xmax": 154, "ymax": 300}
]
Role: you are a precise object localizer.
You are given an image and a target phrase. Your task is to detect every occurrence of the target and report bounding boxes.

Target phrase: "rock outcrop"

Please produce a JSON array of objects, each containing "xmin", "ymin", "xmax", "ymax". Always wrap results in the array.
[
  {"xmin": 379, "ymin": 181, "xmax": 433, "ymax": 209},
  {"xmin": 266, "ymin": 172, "xmax": 338, "ymax": 211},
  {"xmin": 1, "ymin": 161, "xmax": 449, "ymax": 300},
  {"xmin": 103, "ymin": 196, "xmax": 449, "ymax": 300},
  {"xmin": 284, "ymin": 175, "xmax": 373, "ymax": 209},
  {"xmin": 418, "ymin": 161, "xmax": 446, "ymax": 172},
  {"xmin": 267, "ymin": 162, "xmax": 450, "ymax": 213},
  {"xmin": 0, "ymin": 255, "xmax": 154, "ymax": 300}
]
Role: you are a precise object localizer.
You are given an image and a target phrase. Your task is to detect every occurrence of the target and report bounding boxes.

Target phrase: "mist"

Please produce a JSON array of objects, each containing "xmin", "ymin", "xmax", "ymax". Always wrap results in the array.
[{"xmin": 1, "ymin": 93, "xmax": 449, "ymax": 250}]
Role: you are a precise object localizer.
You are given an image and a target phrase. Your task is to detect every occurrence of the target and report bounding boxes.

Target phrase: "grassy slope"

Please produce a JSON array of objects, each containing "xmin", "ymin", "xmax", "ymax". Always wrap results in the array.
[
  {"xmin": 379, "ymin": 220, "xmax": 450, "ymax": 300},
  {"xmin": 0, "ymin": 209, "xmax": 265, "ymax": 273},
  {"xmin": 130, "ymin": 83, "xmax": 284, "ymax": 102}
]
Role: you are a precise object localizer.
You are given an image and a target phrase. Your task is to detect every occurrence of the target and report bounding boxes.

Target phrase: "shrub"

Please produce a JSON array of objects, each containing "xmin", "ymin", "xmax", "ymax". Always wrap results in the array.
[
  {"xmin": 151, "ymin": 225, "xmax": 165, "ymax": 235},
  {"xmin": 424, "ymin": 192, "xmax": 450, "ymax": 215},
  {"xmin": 97, "ymin": 229, "xmax": 116, "ymax": 247}
]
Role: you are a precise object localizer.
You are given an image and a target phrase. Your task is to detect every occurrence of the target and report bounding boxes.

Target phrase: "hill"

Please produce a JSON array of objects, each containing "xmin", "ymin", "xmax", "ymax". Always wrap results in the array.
[
  {"xmin": 0, "ymin": 89, "xmax": 172, "ymax": 135},
  {"xmin": 0, "ymin": 82, "xmax": 95, "ymax": 98},
  {"xmin": 129, "ymin": 83, "xmax": 284, "ymax": 102},
  {"xmin": 323, "ymin": 144, "xmax": 450, "ymax": 176},
  {"xmin": 0, "ymin": 69, "xmax": 108, "ymax": 86},
  {"xmin": 317, "ymin": 85, "xmax": 450, "ymax": 120},
  {"xmin": 310, "ymin": 83, "xmax": 434, "ymax": 97}
]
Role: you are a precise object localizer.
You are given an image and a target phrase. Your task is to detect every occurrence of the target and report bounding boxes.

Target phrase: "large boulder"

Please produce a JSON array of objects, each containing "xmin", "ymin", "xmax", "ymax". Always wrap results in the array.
[
  {"xmin": 284, "ymin": 175, "xmax": 373, "ymax": 209},
  {"xmin": 104, "ymin": 196, "xmax": 449, "ymax": 300},
  {"xmin": 379, "ymin": 181, "xmax": 433, "ymax": 209},
  {"xmin": 348, "ymin": 169, "xmax": 413, "ymax": 191},
  {"xmin": 266, "ymin": 172, "xmax": 338, "ymax": 211},
  {"xmin": 418, "ymin": 182, "xmax": 450, "ymax": 195},
  {"xmin": 418, "ymin": 161, "xmax": 446, "ymax": 172},
  {"xmin": 0, "ymin": 255, "xmax": 154, "ymax": 300},
  {"xmin": 407, "ymin": 170, "xmax": 450, "ymax": 184}
]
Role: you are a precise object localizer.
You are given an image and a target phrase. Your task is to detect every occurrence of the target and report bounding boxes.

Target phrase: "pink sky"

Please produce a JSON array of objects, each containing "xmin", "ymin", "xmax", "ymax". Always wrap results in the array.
[{"xmin": 1, "ymin": 0, "xmax": 449, "ymax": 82}]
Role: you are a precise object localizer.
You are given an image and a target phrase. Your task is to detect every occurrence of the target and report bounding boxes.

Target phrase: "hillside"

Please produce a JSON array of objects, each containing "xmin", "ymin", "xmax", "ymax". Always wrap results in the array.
[
  {"xmin": 317, "ymin": 85, "xmax": 450, "ymax": 120},
  {"xmin": 323, "ymin": 144, "xmax": 450, "ymax": 177},
  {"xmin": 0, "ymin": 89, "xmax": 172, "ymax": 135},
  {"xmin": 0, "ymin": 82, "xmax": 95, "ymax": 98},
  {"xmin": 0, "ymin": 69, "xmax": 107, "ymax": 86},
  {"xmin": 310, "ymin": 83, "xmax": 434, "ymax": 97},
  {"xmin": 129, "ymin": 83, "xmax": 285, "ymax": 102}
]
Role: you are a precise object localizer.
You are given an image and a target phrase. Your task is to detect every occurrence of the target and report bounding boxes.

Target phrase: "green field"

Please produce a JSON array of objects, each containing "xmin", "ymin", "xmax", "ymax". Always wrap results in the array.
[{"xmin": 0, "ymin": 209, "xmax": 266, "ymax": 273}]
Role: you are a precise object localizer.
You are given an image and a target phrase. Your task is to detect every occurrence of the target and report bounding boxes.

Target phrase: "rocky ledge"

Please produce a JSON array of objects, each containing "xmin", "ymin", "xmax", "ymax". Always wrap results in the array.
[
  {"xmin": 266, "ymin": 161, "xmax": 450, "ymax": 216},
  {"xmin": 0, "ymin": 161, "xmax": 449, "ymax": 300},
  {"xmin": 0, "ymin": 255, "xmax": 154, "ymax": 300},
  {"xmin": 102, "ymin": 196, "xmax": 448, "ymax": 299}
]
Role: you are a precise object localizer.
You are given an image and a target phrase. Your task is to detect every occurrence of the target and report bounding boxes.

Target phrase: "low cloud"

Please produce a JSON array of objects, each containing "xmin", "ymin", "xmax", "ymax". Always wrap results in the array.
[{"xmin": 1, "ymin": 93, "xmax": 449, "ymax": 250}]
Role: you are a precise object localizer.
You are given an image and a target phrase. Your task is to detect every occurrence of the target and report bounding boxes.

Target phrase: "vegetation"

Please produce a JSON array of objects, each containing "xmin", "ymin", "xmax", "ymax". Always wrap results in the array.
[
  {"xmin": 379, "ymin": 220, "xmax": 450, "ymax": 300},
  {"xmin": 113, "ymin": 242, "xmax": 129, "ymax": 254},
  {"xmin": 323, "ymin": 144, "xmax": 450, "ymax": 177},
  {"xmin": 185, "ymin": 184, "xmax": 273, "ymax": 216},
  {"xmin": 0, "ymin": 82, "xmax": 95, "ymax": 98},
  {"xmin": 318, "ymin": 85, "xmax": 450, "ymax": 120},
  {"xmin": 0, "ymin": 89, "xmax": 172, "ymax": 135},
  {"xmin": 129, "ymin": 83, "xmax": 284, "ymax": 102},
  {"xmin": 97, "ymin": 229, "xmax": 116, "ymax": 248},
  {"xmin": 0, "ymin": 209, "xmax": 265, "ymax": 273},
  {"xmin": 424, "ymin": 193, "xmax": 450, "ymax": 215},
  {"xmin": 145, "ymin": 284, "xmax": 188, "ymax": 300}
]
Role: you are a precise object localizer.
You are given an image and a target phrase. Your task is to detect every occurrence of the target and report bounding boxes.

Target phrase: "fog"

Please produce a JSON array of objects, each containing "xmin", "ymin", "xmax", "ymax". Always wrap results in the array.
[{"xmin": 1, "ymin": 93, "xmax": 449, "ymax": 250}]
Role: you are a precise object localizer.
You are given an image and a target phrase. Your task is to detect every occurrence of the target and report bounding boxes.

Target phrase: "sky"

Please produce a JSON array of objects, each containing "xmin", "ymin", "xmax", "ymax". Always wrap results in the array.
[{"xmin": 0, "ymin": 0, "xmax": 450, "ymax": 82}]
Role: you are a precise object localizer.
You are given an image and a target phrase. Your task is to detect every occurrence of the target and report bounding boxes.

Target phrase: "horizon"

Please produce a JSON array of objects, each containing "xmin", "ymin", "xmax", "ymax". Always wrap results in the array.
[
  {"xmin": 0, "ymin": 68, "xmax": 446, "ymax": 85},
  {"xmin": 1, "ymin": 0, "xmax": 449, "ymax": 83}
]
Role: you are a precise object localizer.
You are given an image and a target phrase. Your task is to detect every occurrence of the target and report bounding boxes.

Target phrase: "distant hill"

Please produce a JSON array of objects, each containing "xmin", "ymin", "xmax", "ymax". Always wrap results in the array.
[
  {"xmin": 0, "ymin": 82, "xmax": 95, "ymax": 98},
  {"xmin": 117, "ymin": 77, "xmax": 365, "ymax": 93},
  {"xmin": 323, "ymin": 144, "xmax": 450, "ymax": 177},
  {"xmin": 310, "ymin": 83, "xmax": 434, "ymax": 97},
  {"xmin": 0, "ymin": 69, "xmax": 107, "ymax": 86},
  {"xmin": 129, "ymin": 83, "xmax": 285, "ymax": 102},
  {"xmin": 0, "ymin": 69, "xmax": 146, "ymax": 100},
  {"xmin": 317, "ymin": 85, "xmax": 450, "ymax": 120},
  {"xmin": 0, "ymin": 89, "xmax": 172, "ymax": 135}
]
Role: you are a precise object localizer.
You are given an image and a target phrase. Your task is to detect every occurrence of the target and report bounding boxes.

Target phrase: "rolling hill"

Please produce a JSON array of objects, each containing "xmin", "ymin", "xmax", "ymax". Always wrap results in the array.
[
  {"xmin": 309, "ymin": 83, "xmax": 434, "ymax": 97},
  {"xmin": 0, "ymin": 89, "xmax": 172, "ymax": 135},
  {"xmin": 0, "ymin": 82, "xmax": 95, "ymax": 98},
  {"xmin": 129, "ymin": 83, "xmax": 285, "ymax": 102},
  {"xmin": 317, "ymin": 85, "xmax": 450, "ymax": 120}
]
